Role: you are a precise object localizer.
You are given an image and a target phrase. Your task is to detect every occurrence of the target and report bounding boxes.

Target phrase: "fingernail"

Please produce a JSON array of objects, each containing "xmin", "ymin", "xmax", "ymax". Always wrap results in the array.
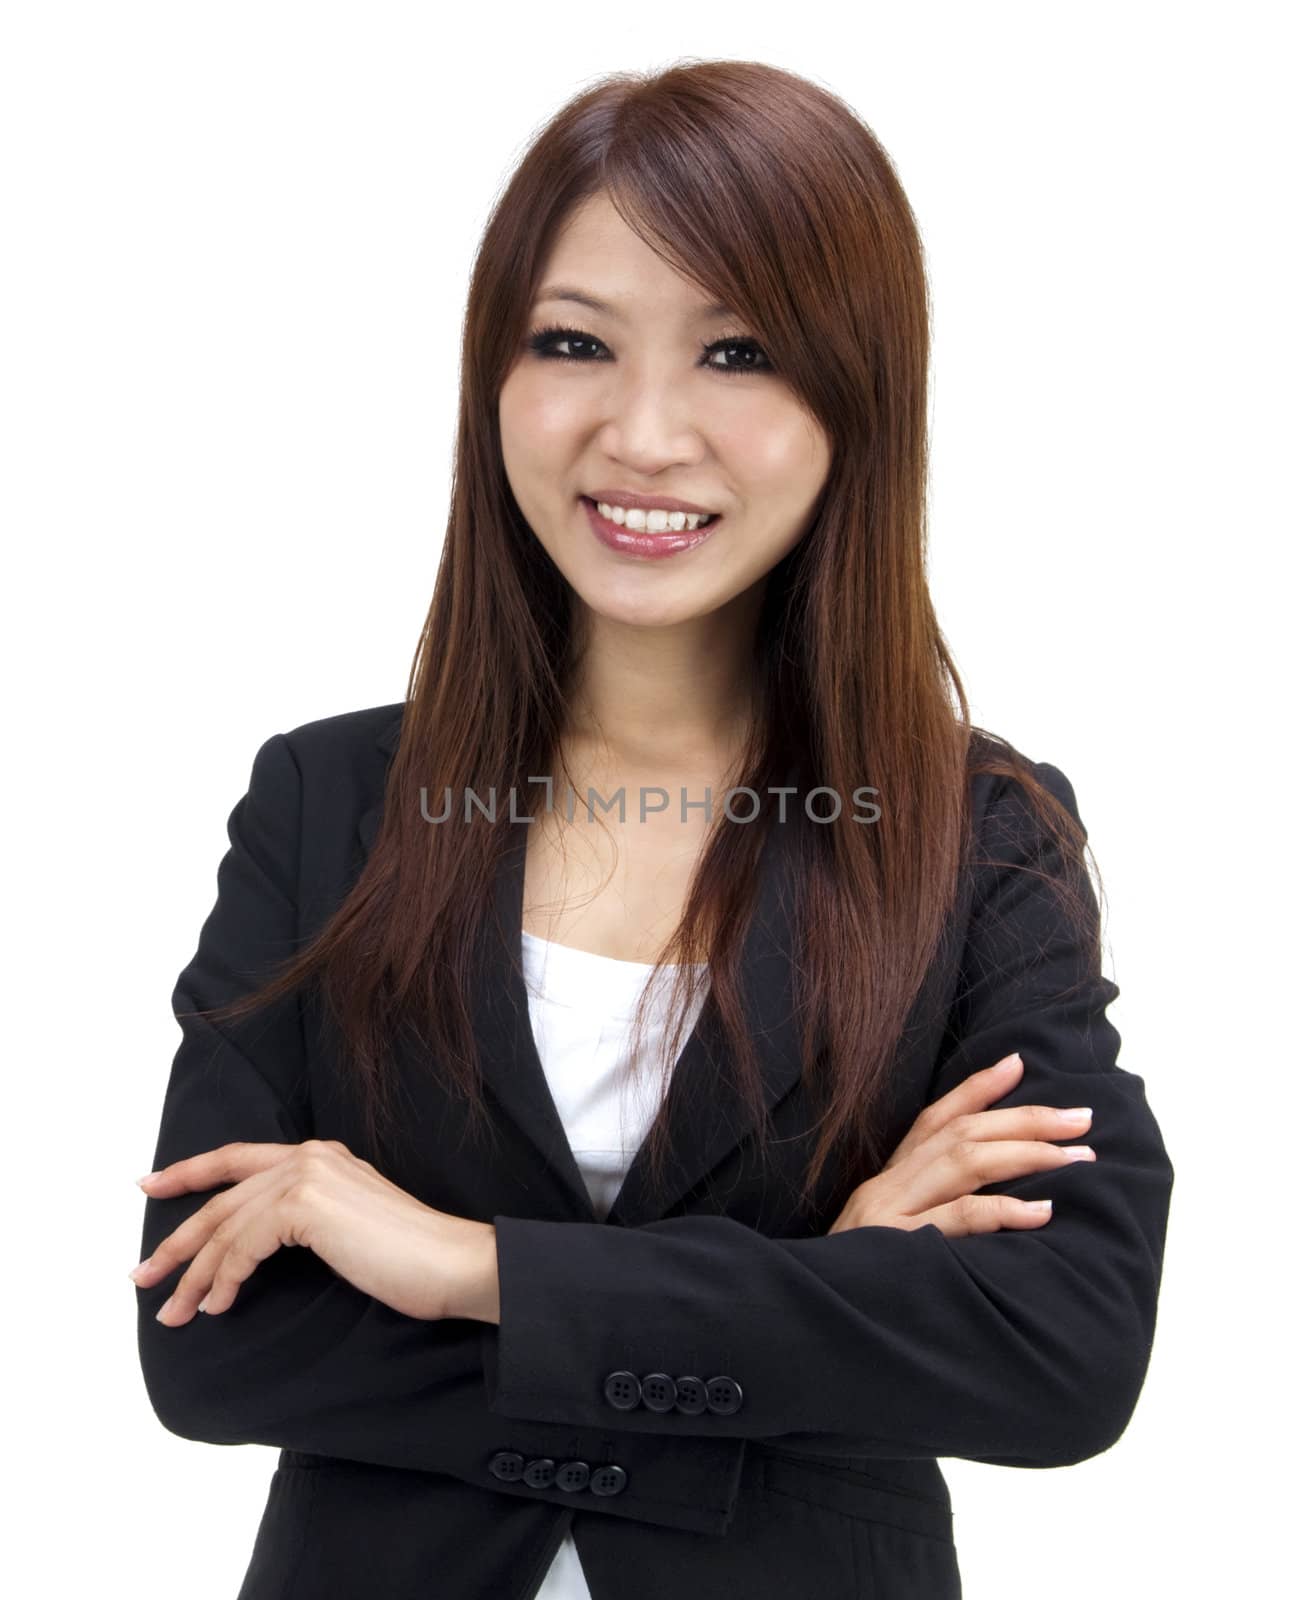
[
  {"xmin": 1061, "ymin": 1145, "xmax": 1096, "ymax": 1161},
  {"xmin": 197, "ymin": 1296, "xmax": 210, "ymax": 1313},
  {"xmin": 1026, "ymin": 1199, "xmax": 1053, "ymax": 1213},
  {"xmin": 1058, "ymin": 1107, "xmax": 1092, "ymax": 1123},
  {"xmin": 137, "ymin": 1173, "xmax": 159, "ymax": 1188},
  {"xmin": 129, "ymin": 1258, "xmax": 153, "ymax": 1282},
  {"xmin": 156, "ymin": 1296, "xmax": 174, "ymax": 1322},
  {"xmin": 999, "ymin": 1053, "xmax": 1022, "ymax": 1071}
]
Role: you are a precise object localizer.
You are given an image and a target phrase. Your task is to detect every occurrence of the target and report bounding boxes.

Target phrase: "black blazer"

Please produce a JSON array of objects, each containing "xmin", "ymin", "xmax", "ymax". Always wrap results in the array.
[{"xmin": 135, "ymin": 702, "xmax": 1174, "ymax": 1600}]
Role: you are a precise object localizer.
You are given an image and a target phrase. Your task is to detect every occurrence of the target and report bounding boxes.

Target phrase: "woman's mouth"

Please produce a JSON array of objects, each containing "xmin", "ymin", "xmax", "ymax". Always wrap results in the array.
[{"xmin": 580, "ymin": 496, "xmax": 722, "ymax": 560}]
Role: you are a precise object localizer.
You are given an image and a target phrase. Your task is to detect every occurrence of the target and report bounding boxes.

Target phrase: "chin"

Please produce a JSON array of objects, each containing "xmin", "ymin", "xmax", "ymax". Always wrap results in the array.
[{"xmin": 577, "ymin": 577, "xmax": 715, "ymax": 630}]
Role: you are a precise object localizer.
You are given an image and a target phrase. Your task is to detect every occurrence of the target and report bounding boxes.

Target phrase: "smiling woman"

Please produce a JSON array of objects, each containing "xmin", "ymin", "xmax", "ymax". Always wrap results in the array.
[
  {"xmin": 135, "ymin": 56, "xmax": 1173, "ymax": 1600},
  {"xmin": 499, "ymin": 192, "xmax": 831, "ymax": 602}
]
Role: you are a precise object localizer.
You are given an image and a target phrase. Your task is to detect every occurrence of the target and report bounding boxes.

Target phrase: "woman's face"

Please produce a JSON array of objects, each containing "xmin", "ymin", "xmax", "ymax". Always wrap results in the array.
[{"xmin": 498, "ymin": 192, "xmax": 831, "ymax": 629}]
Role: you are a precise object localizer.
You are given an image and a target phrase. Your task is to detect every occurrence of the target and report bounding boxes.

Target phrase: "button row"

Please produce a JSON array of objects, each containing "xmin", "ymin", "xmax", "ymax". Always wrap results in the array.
[
  {"xmin": 603, "ymin": 1369, "xmax": 744, "ymax": 1415},
  {"xmin": 487, "ymin": 1451, "xmax": 627, "ymax": 1497}
]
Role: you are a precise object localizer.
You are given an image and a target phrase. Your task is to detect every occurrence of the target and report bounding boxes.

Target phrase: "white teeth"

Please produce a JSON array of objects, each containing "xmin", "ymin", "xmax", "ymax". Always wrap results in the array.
[{"xmin": 595, "ymin": 500, "xmax": 716, "ymax": 532}]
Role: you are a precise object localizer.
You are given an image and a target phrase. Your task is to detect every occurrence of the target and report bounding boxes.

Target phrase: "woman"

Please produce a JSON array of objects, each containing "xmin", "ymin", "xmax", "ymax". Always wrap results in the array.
[{"xmin": 132, "ymin": 60, "xmax": 1174, "ymax": 1600}]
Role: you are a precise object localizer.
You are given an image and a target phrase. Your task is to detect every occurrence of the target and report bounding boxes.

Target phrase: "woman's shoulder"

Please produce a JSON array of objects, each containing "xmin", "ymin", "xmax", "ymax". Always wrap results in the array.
[
  {"xmin": 258, "ymin": 703, "xmax": 407, "ymax": 902},
  {"xmin": 284, "ymin": 698, "xmax": 404, "ymax": 751},
  {"xmin": 279, "ymin": 699, "xmax": 405, "ymax": 773},
  {"xmin": 958, "ymin": 728, "xmax": 1095, "ymax": 909},
  {"xmin": 238, "ymin": 702, "xmax": 405, "ymax": 850},
  {"xmin": 965, "ymin": 724, "xmax": 1080, "ymax": 817}
]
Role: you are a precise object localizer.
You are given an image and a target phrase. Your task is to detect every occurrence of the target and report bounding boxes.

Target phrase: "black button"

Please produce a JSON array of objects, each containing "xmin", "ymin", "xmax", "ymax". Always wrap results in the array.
[
  {"xmin": 604, "ymin": 1370, "xmax": 642, "ymax": 1411},
  {"xmin": 705, "ymin": 1375, "xmax": 743, "ymax": 1415},
  {"xmin": 640, "ymin": 1372, "xmax": 677, "ymax": 1412},
  {"xmin": 555, "ymin": 1459, "xmax": 590, "ymax": 1492},
  {"xmin": 589, "ymin": 1464, "xmax": 628, "ymax": 1496},
  {"xmin": 488, "ymin": 1450, "xmax": 525, "ymax": 1482},
  {"xmin": 674, "ymin": 1375, "xmax": 708, "ymax": 1415},
  {"xmin": 522, "ymin": 1456, "xmax": 556, "ymax": 1487}
]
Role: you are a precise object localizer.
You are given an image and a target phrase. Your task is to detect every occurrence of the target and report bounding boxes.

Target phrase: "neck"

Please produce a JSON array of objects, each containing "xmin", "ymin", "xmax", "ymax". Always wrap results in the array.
[{"xmin": 563, "ymin": 592, "xmax": 763, "ymax": 772}]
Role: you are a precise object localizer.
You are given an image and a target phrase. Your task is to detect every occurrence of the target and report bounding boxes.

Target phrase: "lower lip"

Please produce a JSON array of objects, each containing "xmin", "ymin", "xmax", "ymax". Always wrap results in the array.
[{"xmin": 581, "ymin": 497, "xmax": 721, "ymax": 559}]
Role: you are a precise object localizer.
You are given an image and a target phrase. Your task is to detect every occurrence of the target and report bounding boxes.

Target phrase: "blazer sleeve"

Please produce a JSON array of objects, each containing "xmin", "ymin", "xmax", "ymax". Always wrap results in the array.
[
  {"xmin": 481, "ymin": 762, "xmax": 1175, "ymax": 1469},
  {"xmin": 135, "ymin": 732, "xmax": 746, "ymax": 1538}
]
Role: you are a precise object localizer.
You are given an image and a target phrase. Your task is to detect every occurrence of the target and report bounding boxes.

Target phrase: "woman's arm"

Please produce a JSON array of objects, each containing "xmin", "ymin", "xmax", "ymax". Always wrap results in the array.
[
  {"xmin": 134, "ymin": 732, "xmax": 744, "ymax": 1537},
  {"xmin": 480, "ymin": 764, "xmax": 1175, "ymax": 1468}
]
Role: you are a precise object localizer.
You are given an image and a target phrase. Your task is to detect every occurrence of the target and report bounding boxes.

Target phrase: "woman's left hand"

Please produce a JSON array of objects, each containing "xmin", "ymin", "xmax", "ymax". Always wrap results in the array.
[{"xmin": 130, "ymin": 1140, "xmax": 497, "ymax": 1326}]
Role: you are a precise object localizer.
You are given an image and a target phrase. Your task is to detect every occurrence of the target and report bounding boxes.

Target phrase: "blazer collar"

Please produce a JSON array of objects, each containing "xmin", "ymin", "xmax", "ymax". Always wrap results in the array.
[{"xmin": 355, "ymin": 705, "xmax": 808, "ymax": 1229}]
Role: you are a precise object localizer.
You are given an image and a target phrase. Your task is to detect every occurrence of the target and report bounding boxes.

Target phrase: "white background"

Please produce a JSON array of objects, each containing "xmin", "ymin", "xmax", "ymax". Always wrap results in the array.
[{"xmin": 3, "ymin": 2, "xmax": 1286, "ymax": 1594}]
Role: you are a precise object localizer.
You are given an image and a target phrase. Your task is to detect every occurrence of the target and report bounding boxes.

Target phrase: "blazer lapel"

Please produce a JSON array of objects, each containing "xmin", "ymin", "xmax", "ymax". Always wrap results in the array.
[
  {"xmin": 354, "ymin": 708, "xmax": 808, "ymax": 1230},
  {"xmin": 604, "ymin": 805, "xmax": 806, "ymax": 1228}
]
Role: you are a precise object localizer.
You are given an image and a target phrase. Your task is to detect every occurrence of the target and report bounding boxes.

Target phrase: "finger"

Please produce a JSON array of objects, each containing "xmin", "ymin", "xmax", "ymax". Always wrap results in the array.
[
  {"xmin": 904, "ymin": 1136, "xmax": 1096, "ymax": 1217},
  {"xmin": 914, "ymin": 1192, "xmax": 1056, "ymax": 1238},
  {"xmin": 131, "ymin": 1163, "xmax": 285, "ymax": 1285},
  {"xmin": 966, "ymin": 1102, "xmax": 1093, "ymax": 1143},
  {"xmin": 888, "ymin": 1053, "xmax": 1024, "ymax": 1165},
  {"xmin": 155, "ymin": 1188, "xmax": 299, "ymax": 1325},
  {"xmin": 137, "ymin": 1142, "xmax": 299, "ymax": 1196}
]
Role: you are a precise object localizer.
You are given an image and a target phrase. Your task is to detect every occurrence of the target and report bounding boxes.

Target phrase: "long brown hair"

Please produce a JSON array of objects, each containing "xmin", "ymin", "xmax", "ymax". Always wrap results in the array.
[{"xmin": 189, "ymin": 59, "xmax": 1102, "ymax": 1215}]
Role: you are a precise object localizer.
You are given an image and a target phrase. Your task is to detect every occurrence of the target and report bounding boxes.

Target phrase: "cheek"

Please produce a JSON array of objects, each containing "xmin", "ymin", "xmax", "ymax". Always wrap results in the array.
[
  {"xmin": 712, "ymin": 398, "xmax": 825, "ymax": 500},
  {"xmin": 500, "ymin": 373, "xmax": 586, "ymax": 460},
  {"xmin": 709, "ymin": 404, "xmax": 827, "ymax": 572}
]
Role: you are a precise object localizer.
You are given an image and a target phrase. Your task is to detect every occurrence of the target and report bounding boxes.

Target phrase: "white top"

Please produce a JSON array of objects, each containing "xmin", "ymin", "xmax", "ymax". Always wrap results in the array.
[{"xmin": 520, "ymin": 928, "xmax": 710, "ymax": 1600}]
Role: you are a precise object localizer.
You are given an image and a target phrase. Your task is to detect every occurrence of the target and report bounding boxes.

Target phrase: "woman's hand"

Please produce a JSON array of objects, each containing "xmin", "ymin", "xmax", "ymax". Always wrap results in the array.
[
  {"xmin": 130, "ymin": 1140, "xmax": 498, "ymax": 1326},
  {"xmin": 826, "ymin": 1051, "xmax": 1096, "ymax": 1237}
]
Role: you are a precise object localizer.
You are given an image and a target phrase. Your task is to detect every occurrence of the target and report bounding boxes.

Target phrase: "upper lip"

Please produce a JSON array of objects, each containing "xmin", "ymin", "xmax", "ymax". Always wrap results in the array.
[{"xmin": 585, "ymin": 488, "xmax": 720, "ymax": 516}]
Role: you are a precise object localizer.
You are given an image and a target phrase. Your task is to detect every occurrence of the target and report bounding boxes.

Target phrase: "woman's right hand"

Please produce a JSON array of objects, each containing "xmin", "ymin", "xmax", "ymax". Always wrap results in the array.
[{"xmin": 825, "ymin": 1052, "xmax": 1096, "ymax": 1237}]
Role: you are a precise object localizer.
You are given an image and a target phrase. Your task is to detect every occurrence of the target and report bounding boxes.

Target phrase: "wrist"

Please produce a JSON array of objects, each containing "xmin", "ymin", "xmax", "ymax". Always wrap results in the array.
[{"xmin": 451, "ymin": 1220, "xmax": 500, "ymax": 1324}]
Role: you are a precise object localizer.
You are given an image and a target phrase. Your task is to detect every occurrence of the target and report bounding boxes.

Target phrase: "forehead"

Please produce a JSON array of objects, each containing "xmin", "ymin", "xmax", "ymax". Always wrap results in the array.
[
  {"xmin": 533, "ymin": 283, "xmax": 733, "ymax": 324},
  {"xmin": 536, "ymin": 194, "xmax": 732, "ymax": 323}
]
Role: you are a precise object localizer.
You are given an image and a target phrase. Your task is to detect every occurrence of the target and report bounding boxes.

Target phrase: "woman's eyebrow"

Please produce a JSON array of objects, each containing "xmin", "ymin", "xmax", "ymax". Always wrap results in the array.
[{"xmin": 533, "ymin": 284, "xmax": 735, "ymax": 322}]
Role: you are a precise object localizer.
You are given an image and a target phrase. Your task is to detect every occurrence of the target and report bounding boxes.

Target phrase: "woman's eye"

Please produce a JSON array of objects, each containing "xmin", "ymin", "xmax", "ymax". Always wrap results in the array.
[
  {"xmin": 527, "ymin": 327, "xmax": 609, "ymax": 362},
  {"xmin": 706, "ymin": 339, "xmax": 772, "ymax": 377},
  {"xmin": 526, "ymin": 325, "xmax": 772, "ymax": 377}
]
